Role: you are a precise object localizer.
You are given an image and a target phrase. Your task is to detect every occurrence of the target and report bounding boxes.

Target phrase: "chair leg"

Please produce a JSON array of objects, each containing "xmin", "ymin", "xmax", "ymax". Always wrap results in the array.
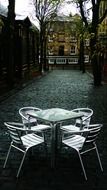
[
  {"xmin": 44, "ymin": 140, "xmax": 48, "ymax": 153},
  {"xmin": 78, "ymin": 152, "xmax": 87, "ymax": 180},
  {"xmin": 16, "ymin": 151, "xmax": 27, "ymax": 178},
  {"xmin": 3, "ymin": 143, "xmax": 12, "ymax": 168},
  {"xmin": 38, "ymin": 132, "xmax": 47, "ymax": 156},
  {"xmin": 95, "ymin": 144, "xmax": 103, "ymax": 172},
  {"xmin": 59, "ymin": 130, "xmax": 63, "ymax": 150}
]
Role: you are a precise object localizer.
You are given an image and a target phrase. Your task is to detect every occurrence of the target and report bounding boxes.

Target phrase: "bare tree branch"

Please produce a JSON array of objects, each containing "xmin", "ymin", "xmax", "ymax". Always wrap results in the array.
[{"xmin": 78, "ymin": 0, "xmax": 88, "ymax": 27}]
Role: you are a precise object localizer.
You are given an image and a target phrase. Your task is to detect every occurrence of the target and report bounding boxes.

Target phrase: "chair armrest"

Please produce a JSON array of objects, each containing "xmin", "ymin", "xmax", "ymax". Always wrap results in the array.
[{"xmin": 5, "ymin": 122, "xmax": 24, "ymax": 126}]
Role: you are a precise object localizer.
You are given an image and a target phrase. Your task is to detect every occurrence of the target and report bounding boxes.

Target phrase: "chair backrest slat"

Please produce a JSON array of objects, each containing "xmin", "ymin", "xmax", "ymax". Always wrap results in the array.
[
  {"xmin": 85, "ymin": 125, "xmax": 102, "ymax": 143},
  {"xmin": 5, "ymin": 124, "xmax": 23, "ymax": 145}
]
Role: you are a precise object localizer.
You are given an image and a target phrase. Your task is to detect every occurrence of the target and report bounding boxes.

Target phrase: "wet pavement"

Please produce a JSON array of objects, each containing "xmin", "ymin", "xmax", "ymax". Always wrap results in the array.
[{"xmin": 0, "ymin": 69, "xmax": 107, "ymax": 189}]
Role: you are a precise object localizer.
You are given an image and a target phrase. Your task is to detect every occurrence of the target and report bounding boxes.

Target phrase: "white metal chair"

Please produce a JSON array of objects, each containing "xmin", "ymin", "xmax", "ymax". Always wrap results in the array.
[
  {"xmin": 61, "ymin": 107, "xmax": 93, "ymax": 132},
  {"xmin": 3, "ymin": 122, "xmax": 45, "ymax": 178},
  {"xmin": 62, "ymin": 124, "xmax": 103, "ymax": 180},
  {"xmin": 19, "ymin": 107, "xmax": 51, "ymax": 131}
]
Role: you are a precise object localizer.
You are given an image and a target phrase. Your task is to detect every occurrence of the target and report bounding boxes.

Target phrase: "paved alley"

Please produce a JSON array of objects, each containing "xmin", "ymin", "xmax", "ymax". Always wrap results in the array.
[{"xmin": 0, "ymin": 70, "xmax": 107, "ymax": 190}]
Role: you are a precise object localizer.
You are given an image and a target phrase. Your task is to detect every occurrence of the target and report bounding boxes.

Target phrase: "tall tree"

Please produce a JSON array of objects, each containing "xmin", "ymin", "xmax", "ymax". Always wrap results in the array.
[
  {"xmin": 71, "ymin": 0, "xmax": 107, "ymax": 86},
  {"xmin": 33, "ymin": 0, "xmax": 61, "ymax": 72},
  {"xmin": 70, "ymin": 14, "xmax": 87, "ymax": 73},
  {"xmin": 6, "ymin": 0, "xmax": 15, "ymax": 88}
]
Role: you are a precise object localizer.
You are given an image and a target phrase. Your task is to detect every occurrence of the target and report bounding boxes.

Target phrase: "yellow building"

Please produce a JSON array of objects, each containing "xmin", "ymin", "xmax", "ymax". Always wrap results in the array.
[
  {"xmin": 47, "ymin": 15, "xmax": 90, "ymax": 65},
  {"xmin": 47, "ymin": 16, "xmax": 78, "ymax": 57},
  {"xmin": 98, "ymin": 0, "xmax": 107, "ymax": 78},
  {"xmin": 98, "ymin": 0, "xmax": 107, "ymax": 47}
]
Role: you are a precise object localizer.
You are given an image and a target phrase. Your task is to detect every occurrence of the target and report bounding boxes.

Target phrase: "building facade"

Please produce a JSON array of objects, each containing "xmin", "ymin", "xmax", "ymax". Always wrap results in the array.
[
  {"xmin": 47, "ymin": 16, "xmax": 78, "ymax": 57},
  {"xmin": 47, "ymin": 16, "xmax": 90, "ymax": 65},
  {"xmin": 98, "ymin": 0, "xmax": 107, "ymax": 48}
]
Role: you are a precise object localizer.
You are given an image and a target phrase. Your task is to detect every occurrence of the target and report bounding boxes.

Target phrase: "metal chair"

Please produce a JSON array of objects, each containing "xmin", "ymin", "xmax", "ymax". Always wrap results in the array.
[
  {"xmin": 3, "ymin": 122, "xmax": 45, "ymax": 178},
  {"xmin": 62, "ymin": 124, "xmax": 103, "ymax": 180},
  {"xmin": 61, "ymin": 107, "xmax": 93, "ymax": 132},
  {"xmin": 19, "ymin": 107, "xmax": 51, "ymax": 131}
]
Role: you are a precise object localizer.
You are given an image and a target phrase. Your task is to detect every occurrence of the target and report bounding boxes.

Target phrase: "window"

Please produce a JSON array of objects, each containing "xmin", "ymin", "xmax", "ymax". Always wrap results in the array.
[
  {"xmin": 70, "ymin": 45, "xmax": 76, "ymax": 55},
  {"xmin": 48, "ymin": 47, "xmax": 53, "ymax": 55},
  {"xmin": 85, "ymin": 39, "xmax": 89, "ymax": 46},
  {"xmin": 48, "ymin": 34, "xmax": 54, "ymax": 42},
  {"xmin": 70, "ymin": 36, "xmax": 77, "ymax": 43},
  {"xmin": 58, "ymin": 34, "xmax": 65, "ymax": 42}
]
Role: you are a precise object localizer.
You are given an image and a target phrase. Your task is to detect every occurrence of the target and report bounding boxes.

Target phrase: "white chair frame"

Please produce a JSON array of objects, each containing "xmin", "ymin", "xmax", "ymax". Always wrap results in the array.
[
  {"xmin": 62, "ymin": 124, "xmax": 103, "ymax": 180},
  {"xmin": 19, "ymin": 106, "xmax": 51, "ymax": 131},
  {"xmin": 61, "ymin": 107, "xmax": 93, "ymax": 132},
  {"xmin": 3, "ymin": 122, "xmax": 45, "ymax": 178}
]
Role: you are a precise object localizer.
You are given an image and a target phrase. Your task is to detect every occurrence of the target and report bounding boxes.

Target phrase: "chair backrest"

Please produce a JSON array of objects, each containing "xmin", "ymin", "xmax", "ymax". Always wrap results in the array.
[
  {"xmin": 72, "ymin": 108, "xmax": 93, "ymax": 128},
  {"xmin": 85, "ymin": 124, "xmax": 103, "ymax": 144},
  {"xmin": 19, "ymin": 107, "xmax": 41, "ymax": 126},
  {"xmin": 4, "ymin": 122, "xmax": 23, "ymax": 145}
]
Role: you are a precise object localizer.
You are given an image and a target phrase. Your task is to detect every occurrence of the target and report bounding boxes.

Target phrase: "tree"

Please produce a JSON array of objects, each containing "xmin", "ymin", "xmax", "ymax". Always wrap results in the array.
[
  {"xmin": 6, "ymin": 0, "xmax": 15, "ymax": 88},
  {"xmin": 33, "ymin": 0, "xmax": 61, "ymax": 72},
  {"xmin": 70, "ymin": 14, "xmax": 87, "ymax": 73},
  {"xmin": 71, "ymin": 0, "xmax": 107, "ymax": 86}
]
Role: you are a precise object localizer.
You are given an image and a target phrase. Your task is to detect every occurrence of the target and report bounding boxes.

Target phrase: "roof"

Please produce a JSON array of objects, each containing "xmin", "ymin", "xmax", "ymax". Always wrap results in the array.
[{"xmin": 0, "ymin": 0, "xmax": 40, "ymax": 31}]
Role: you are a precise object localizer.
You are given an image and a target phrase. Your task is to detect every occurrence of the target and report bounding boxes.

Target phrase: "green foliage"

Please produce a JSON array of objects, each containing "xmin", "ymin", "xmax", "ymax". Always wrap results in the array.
[
  {"xmin": 0, "ymin": 17, "xmax": 4, "ymax": 27},
  {"xmin": 72, "ymin": 0, "xmax": 107, "ymax": 85},
  {"xmin": 68, "ymin": 14, "xmax": 88, "ymax": 38}
]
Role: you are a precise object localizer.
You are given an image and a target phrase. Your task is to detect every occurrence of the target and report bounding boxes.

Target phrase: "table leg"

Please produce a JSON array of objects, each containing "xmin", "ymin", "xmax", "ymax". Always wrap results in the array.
[
  {"xmin": 50, "ymin": 123, "xmax": 57, "ymax": 168},
  {"xmin": 80, "ymin": 118, "xmax": 83, "ymax": 130}
]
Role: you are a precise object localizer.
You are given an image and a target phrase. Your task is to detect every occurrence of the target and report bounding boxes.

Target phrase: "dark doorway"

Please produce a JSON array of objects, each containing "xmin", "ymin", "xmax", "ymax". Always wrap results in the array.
[{"xmin": 58, "ymin": 45, "xmax": 64, "ymax": 56}]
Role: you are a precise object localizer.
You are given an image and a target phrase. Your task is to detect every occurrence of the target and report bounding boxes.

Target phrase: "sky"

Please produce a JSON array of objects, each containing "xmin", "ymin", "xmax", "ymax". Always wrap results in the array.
[
  {"xmin": 0, "ymin": 0, "xmax": 31, "ymax": 15},
  {"xmin": 58, "ymin": 2, "xmax": 79, "ymax": 16},
  {"xmin": 0, "ymin": 0, "xmax": 40, "ymax": 30},
  {"xmin": 0, "ymin": 0, "xmax": 92, "ymax": 19},
  {"xmin": 0, "ymin": 0, "xmax": 78, "ymax": 16},
  {"xmin": 58, "ymin": 1, "xmax": 92, "ymax": 19}
]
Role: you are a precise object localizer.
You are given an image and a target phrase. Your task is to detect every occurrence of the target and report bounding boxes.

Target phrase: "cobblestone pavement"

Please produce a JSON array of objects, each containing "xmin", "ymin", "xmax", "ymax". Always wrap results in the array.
[{"xmin": 0, "ymin": 70, "xmax": 107, "ymax": 190}]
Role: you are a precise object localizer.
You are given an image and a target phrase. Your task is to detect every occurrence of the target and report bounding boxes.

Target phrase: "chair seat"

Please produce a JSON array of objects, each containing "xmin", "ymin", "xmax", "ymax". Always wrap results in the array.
[
  {"xmin": 23, "ymin": 118, "xmax": 37, "ymax": 125},
  {"xmin": 61, "ymin": 125, "xmax": 80, "ymax": 132},
  {"xmin": 62, "ymin": 135, "xmax": 85, "ymax": 151},
  {"xmin": 31, "ymin": 124, "xmax": 51, "ymax": 131},
  {"xmin": 21, "ymin": 133, "xmax": 44, "ymax": 148}
]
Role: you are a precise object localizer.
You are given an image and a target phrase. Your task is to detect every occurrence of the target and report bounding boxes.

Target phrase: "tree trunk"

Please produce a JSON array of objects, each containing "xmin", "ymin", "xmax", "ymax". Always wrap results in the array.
[
  {"xmin": 90, "ymin": 34, "xmax": 102, "ymax": 86},
  {"xmin": 6, "ymin": 0, "xmax": 15, "ymax": 88},
  {"xmin": 39, "ymin": 24, "xmax": 44, "ymax": 72},
  {"xmin": 92, "ymin": 52, "xmax": 102, "ymax": 86},
  {"xmin": 43, "ymin": 36, "xmax": 48, "ymax": 71},
  {"xmin": 80, "ymin": 38, "xmax": 85, "ymax": 73}
]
